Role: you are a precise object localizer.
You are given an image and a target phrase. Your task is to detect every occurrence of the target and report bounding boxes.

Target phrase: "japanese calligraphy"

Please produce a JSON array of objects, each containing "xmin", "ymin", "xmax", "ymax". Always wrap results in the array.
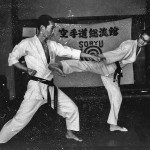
[{"xmin": 58, "ymin": 26, "xmax": 119, "ymax": 39}]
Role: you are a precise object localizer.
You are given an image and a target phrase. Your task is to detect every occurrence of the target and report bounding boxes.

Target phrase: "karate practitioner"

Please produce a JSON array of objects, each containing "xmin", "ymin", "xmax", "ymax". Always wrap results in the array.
[
  {"xmin": 0, "ymin": 15, "xmax": 100, "ymax": 143},
  {"xmin": 49, "ymin": 28, "xmax": 150, "ymax": 132}
]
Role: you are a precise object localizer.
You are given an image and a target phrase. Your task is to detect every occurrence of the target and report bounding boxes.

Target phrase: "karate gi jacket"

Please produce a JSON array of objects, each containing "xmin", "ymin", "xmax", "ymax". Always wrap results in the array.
[{"xmin": 8, "ymin": 35, "xmax": 81, "ymax": 100}]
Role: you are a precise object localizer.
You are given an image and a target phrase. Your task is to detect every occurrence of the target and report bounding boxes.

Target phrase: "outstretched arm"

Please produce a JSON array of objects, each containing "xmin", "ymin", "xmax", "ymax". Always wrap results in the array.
[
  {"xmin": 80, "ymin": 53, "xmax": 101, "ymax": 62},
  {"xmin": 48, "ymin": 41, "xmax": 100, "ymax": 62},
  {"xmin": 101, "ymin": 42, "xmax": 132, "ymax": 64}
]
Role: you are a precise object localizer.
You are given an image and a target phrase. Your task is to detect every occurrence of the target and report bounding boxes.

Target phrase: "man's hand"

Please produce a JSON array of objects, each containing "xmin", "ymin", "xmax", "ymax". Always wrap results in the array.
[
  {"xmin": 48, "ymin": 63, "xmax": 66, "ymax": 77},
  {"xmin": 27, "ymin": 68, "xmax": 37, "ymax": 76},
  {"xmin": 97, "ymin": 54, "xmax": 106, "ymax": 62},
  {"xmin": 80, "ymin": 53, "xmax": 102, "ymax": 62},
  {"xmin": 90, "ymin": 55, "xmax": 101, "ymax": 62}
]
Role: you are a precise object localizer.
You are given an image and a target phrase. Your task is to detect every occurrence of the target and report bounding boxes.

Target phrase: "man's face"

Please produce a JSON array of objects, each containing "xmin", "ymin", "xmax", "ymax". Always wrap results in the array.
[
  {"xmin": 137, "ymin": 33, "xmax": 150, "ymax": 47},
  {"xmin": 44, "ymin": 21, "xmax": 56, "ymax": 38}
]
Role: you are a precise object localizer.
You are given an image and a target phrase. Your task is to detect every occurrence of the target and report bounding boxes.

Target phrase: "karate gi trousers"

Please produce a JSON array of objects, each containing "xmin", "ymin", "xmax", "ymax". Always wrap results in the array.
[
  {"xmin": 61, "ymin": 60, "xmax": 122, "ymax": 125},
  {"xmin": 0, "ymin": 81, "xmax": 79, "ymax": 143}
]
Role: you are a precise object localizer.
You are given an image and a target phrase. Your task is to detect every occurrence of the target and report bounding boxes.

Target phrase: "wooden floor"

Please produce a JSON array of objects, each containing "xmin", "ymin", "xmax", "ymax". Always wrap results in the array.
[{"xmin": 0, "ymin": 85, "xmax": 150, "ymax": 150}]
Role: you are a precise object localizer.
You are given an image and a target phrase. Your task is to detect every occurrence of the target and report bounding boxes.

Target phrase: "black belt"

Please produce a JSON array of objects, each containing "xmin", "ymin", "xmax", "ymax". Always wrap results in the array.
[
  {"xmin": 113, "ymin": 61, "xmax": 123, "ymax": 86},
  {"xmin": 28, "ymin": 75, "xmax": 58, "ymax": 113}
]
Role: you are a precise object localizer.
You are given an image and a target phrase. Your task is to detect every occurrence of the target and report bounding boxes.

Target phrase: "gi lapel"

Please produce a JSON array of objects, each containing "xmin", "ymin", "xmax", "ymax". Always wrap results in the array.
[
  {"xmin": 34, "ymin": 36, "xmax": 47, "ymax": 66},
  {"xmin": 42, "ymin": 42, "xmax": 50, "ymax": 64}
]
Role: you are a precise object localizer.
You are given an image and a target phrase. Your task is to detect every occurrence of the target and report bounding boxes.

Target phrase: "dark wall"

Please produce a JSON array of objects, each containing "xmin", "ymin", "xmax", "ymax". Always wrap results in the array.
[
  {"xmin": 17, "ymin": 0, "xmax": 146, "ymax": 19},
  {"xmin": 145, "ymin": 0, "xmax": 150, "ymax": 84},
  {"xmin": 0, "ymin": 0, "xmax": 14, "ymax": 99}
]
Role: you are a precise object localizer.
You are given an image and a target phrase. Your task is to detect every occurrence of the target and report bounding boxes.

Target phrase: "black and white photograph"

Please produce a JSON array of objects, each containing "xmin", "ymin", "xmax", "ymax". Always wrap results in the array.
[{"xmin": 0, "ymin": 0, "xmax": 150, "ymax": 149}]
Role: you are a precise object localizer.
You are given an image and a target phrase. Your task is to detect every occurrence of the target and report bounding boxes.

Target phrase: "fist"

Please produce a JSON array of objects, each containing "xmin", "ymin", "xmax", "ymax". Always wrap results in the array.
[{"xmin": 27, "ymin": 68, "xmax": 37, "ymax": 76}]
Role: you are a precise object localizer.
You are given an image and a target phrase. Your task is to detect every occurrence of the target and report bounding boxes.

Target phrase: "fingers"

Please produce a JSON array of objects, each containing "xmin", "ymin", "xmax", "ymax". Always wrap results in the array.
[
  {"xmin": 92, "ymin": 56, "xmax": 102, "ymax": 62},
  {"xmin": 27, "ymin": 68, "xmax": 37, "ymax": 76},
  {"xmin": 48, "ymin": 63, "xmax": 66, "ymax": 77},
  {"xmin": 31, "ymin": 70, "xmax": 37, "ymax": 76},
  {"xmin": 97, "ymin": 54, "xmax": 106, "ymax": 62},
  {"xmin": 97, "ymin": 56, "xmax": 106, "ymax": 62},
  {"xmin": 101, "ymin": 57, "xmax": 106, "ymax": 62},
  {"xmin": 97, "ymin": 57, "xmax": 101, "ymax": 62}
]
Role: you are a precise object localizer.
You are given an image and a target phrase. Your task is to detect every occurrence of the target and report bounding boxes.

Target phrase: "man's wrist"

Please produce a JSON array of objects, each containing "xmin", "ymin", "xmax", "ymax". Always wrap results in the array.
[{"xmin": 24, "ymin": 67, "xmax": 28, "ymax": 72}]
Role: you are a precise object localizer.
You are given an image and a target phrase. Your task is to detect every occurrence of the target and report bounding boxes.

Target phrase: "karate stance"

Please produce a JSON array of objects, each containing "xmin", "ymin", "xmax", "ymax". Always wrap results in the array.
[
  {"xmin": 0, "ymin": 15, "xmax": 100, "ymax": 143},
  {"xmin": 49, "ymin": 28, "xmax": 150, "ymax": 132}
]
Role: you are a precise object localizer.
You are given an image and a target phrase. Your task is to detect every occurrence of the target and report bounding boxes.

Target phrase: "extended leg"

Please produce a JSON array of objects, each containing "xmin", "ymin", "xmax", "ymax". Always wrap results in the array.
[
  {"xmin": 49, "ymin": 60, "xmax": 116, "ymax": 76},
  {"xmin": 0, "ymin": 89, "xmax": 44, "ymax": 143}
]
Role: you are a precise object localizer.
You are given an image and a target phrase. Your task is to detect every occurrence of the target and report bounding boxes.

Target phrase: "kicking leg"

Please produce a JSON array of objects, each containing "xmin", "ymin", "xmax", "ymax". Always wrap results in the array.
[
  {"xmin": 49, "ymin": 60, "xmax": 116, "ymax": 76},
  {"xmin": 0, "ymin": 89, "xmax": 44, "ymax": 143}
]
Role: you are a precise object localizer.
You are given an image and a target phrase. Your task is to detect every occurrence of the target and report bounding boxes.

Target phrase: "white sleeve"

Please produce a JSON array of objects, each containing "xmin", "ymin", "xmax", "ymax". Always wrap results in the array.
[
  {"xmin": 8, "ymin": 40, "xmax": 27, "ymax": 66},
  {"xmin": 103, "ymin": 42, "xmax": 132, "ymax": 64},
  {"xmin": 48, "ymin": 41, "xmax": 81, "ymax": 59}
]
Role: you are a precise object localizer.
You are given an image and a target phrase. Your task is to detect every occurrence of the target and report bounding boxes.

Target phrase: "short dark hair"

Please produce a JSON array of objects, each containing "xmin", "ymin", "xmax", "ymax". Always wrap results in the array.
[
  {"xmin": 141, "ymin": 27, "xmax": 150, "ymax": 37},
  {"xmin": 37, "ymin": 15, "xmax": 54, "ymax": 30}
]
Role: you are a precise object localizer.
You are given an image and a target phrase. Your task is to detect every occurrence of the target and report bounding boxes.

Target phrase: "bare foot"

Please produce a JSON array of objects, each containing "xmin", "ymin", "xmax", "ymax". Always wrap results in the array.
[
  {"xmin": 66, "ymin": 130, "xmax": 83, "ymax": 142},
  {"xmin": 48, "ymin": 62, "xmax": 66, "ymax": 77},
  {"xmin": 110, "ymin": 124, "xmax": 128, "ymax": 132}
]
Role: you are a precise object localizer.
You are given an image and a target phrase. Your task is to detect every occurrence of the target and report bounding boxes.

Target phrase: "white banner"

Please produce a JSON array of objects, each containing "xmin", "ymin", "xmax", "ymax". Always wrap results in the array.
[{"xmin": 53, "ymin": 18, "xmax": 133, "ymax": 87}]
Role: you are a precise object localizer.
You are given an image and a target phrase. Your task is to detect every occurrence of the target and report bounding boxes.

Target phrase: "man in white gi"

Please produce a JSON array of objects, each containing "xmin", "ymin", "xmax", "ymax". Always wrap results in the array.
[
  {"xmin": 0, "ymin": 15, "xmax": 100, "ymax": 143},
  {"xmin": 49, "ymin": 28, "xmax": 150, "ymax": 132}
]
